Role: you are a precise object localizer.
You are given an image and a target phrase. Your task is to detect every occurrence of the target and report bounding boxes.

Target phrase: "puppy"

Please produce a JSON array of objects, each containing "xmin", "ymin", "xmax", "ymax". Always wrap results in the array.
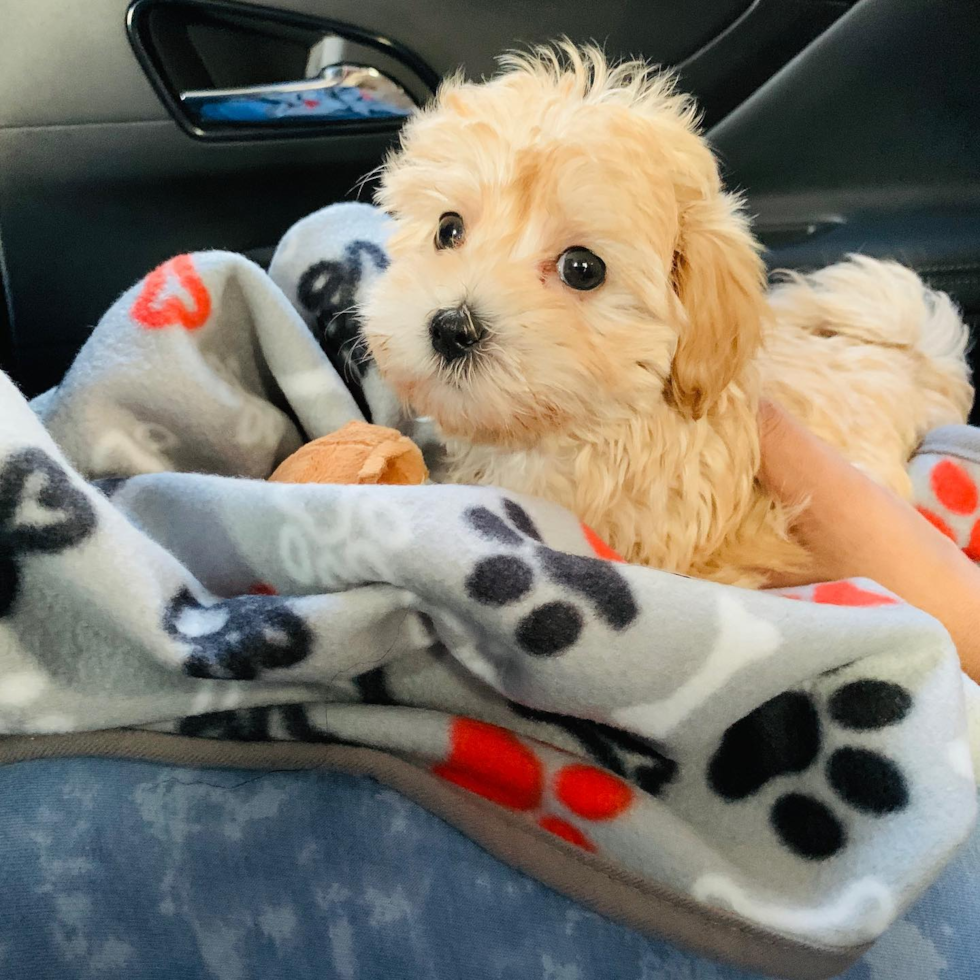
[{"xmin": 362, "ymin": 43, "xmax": 973, "ymax": 587}]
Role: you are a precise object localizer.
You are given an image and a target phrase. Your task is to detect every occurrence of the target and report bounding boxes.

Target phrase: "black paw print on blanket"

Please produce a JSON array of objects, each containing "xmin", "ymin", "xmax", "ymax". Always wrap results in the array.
[
  {"xmin": 163, "ymin": 587, "xmax": 313, "ymax": 680},
  {"xmin": 297, "ymin": 240, "xmax": 389, "ymax": 419},
  {"xmin": 0, "ymin": 448, "xmax": 97, "ymax": 617},
  {"xmin": 463, "ymin": 498, "xmax": 638, "ymax": 656},
  {"xmin": 708, "ymin": 680, "xmax": 913, "ymax": 860}
]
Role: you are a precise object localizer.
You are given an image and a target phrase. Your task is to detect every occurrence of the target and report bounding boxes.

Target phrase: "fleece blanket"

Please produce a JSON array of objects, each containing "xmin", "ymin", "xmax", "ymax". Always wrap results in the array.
[{"xmin": 2, "ymin": 202, "xmax": 978, "ymax": 979}]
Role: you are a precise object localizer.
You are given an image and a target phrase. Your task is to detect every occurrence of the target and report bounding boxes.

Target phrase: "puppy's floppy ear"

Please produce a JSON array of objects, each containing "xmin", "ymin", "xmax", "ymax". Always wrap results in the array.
[{"xmin": 668, "ymin": 193, "xmax": 769, "ymax": 419}]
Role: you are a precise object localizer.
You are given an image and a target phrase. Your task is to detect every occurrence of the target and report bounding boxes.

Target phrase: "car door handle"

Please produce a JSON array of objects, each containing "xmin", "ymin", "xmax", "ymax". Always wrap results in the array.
[
  {"xmin": 181, "ymin": 64, "xmax": 416, "ymax": 127},
  {"xmin": 127, "ymin": 0, "xmax": 436, "ymax": 140}
]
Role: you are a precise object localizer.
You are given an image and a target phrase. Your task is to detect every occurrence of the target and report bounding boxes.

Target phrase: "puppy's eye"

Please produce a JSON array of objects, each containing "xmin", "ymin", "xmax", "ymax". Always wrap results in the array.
[
  {"xmin": 435, "ymin": 212, "xmax": 465, "ymax": 250},
  {"xmin": 557, "ymin": 247, "xmax": 606, "ymax": 291}
]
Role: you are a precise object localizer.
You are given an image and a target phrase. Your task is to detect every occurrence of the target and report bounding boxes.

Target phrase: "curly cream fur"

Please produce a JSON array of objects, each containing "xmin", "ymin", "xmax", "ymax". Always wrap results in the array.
[{"xmin": 363, "ymin": 43, "xmax": 973, "ymax": 587}]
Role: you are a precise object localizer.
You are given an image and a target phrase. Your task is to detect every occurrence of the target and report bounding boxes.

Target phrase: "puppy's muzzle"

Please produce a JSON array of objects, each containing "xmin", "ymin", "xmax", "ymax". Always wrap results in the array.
[{"xmin": 429, "ymin": 305, "xmax": 487, "ymax": 363}]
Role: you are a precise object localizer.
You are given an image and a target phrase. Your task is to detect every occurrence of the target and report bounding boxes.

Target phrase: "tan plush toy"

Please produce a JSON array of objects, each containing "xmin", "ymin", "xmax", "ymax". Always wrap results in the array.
[{"xmin": 269, "ymin": 420, "xmax": 428, "ymax": 486}]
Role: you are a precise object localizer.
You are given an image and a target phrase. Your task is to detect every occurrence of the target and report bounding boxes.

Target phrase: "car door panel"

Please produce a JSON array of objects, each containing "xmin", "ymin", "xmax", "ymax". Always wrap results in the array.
[{"xmin": 4, "ymin": 0, "xmax": 973, "ymax": 401}]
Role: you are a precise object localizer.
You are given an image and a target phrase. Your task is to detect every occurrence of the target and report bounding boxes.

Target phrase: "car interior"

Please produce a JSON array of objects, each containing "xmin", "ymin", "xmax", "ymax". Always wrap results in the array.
[
  {"xmin": 2, "ymin": 2, "xmax": 979, "ymax": 978},
  {"xmin": 2, "ymin": 0, "xmax": 978, "ymax": 414}
]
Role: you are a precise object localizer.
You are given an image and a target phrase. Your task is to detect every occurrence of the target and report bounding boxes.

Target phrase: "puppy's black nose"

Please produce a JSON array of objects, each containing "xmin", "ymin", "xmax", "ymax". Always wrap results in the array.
[{"xmin": 429, "ymin": 306, "xmax": 487, "ymax": 363}]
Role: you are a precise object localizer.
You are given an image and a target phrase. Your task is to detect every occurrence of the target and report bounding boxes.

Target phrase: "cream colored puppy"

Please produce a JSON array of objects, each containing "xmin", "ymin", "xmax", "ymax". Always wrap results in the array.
[{"xmin": 362, "ymin": 43, "xmax": 973, "ymax": 587}]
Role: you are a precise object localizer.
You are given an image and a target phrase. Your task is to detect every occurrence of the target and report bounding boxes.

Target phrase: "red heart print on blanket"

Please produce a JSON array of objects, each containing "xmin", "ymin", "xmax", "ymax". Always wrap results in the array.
[
  {"xmin": 919, "ymin": 459, "xmax": 980, "ymax": 561},
  {"xmin": 918, "ymin": 503, "xmax": 980, "ymax": 561},
  {"xmin": 130, "ymin": 254, "xmax": 212, "ymax": 330},
  {"xmin": 931, "ymin": 459, "xmax": 978, "ymax": 515},
  {"xmin": 581, "ymin": 522, "xmax": 625, "ymax": 562},
  {"xmin": 811, "ymin": 581, "xmax": 898, "ymax": 607}
]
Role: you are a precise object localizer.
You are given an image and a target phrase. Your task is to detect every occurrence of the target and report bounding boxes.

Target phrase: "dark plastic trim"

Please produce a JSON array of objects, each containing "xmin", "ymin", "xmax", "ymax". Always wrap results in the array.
[
  {"xmin": 126, "ymin": 0, "xmax": 439, "ymax": 142},
  {"xmin": 0, "ymin": 229, "xmax": 16, "ymax": 378}
]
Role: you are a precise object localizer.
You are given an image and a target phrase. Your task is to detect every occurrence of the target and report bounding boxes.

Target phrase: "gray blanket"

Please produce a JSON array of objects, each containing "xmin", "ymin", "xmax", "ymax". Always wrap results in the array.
[{"xmin": 3, "ymin": 202, "xmax": 978, "ymax": 979}]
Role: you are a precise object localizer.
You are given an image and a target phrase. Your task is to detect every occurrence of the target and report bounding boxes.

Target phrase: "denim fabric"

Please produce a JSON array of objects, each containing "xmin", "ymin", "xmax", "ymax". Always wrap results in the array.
[{"xmin": 2, "ymin": 758, "xmax": 976, "ymax": 980}]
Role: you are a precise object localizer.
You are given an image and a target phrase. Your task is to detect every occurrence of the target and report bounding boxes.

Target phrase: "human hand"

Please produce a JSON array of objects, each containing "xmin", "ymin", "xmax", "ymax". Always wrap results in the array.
[{"xmin": 758, "ymin": 400, "xmax": 980, "ymax": 683}]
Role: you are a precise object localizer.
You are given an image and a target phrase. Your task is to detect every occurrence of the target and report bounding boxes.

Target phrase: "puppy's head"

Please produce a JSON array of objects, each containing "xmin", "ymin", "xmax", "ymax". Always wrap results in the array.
[{"xmin": 362, "ymin": 43, "xmax": 767, "ymax": 447}]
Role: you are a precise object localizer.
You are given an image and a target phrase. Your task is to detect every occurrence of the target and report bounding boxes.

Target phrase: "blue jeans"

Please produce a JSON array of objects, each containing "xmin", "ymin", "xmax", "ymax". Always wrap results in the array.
[{"xmin": 2, "ymin": 758, "xmax": 977, "ymax": 980}]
